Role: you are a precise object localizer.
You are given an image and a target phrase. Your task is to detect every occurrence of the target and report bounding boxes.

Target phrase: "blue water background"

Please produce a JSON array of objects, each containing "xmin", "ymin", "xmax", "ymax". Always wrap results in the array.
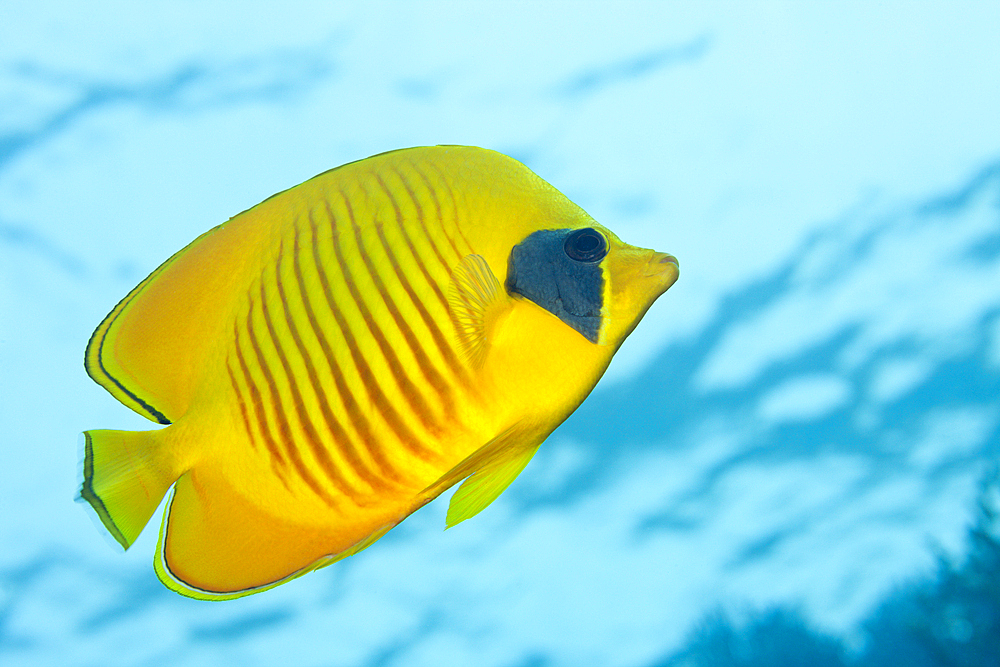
[{"xmin": 2, "ymin": 2, "xmax": 1000, "ymax": 665}]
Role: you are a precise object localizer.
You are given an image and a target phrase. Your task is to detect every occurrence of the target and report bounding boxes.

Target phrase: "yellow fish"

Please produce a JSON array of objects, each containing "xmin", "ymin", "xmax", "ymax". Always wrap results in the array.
[{"xmin": 81, "ymin": 146, "xmax": 678, "ymax": 600}]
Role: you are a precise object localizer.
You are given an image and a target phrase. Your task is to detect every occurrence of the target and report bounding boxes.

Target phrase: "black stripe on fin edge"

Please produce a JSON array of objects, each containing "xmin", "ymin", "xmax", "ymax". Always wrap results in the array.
[
  {"xmin": 85, "ymin": 345, "xmax": 172, "ymax": 425},
  {"xmin": 83, "ymin": 225, "xmax": 225, "ymax": 426},
  {"xmin": 85, "ymin": 297, "xmax": 171, "ymax": 425},
  {"xmin": 154, "ymin": 487, "xmax": 372, "ymax": 601},
  {"xmin": 78, "ymin": 431, "xmax": 131, "ymax": 550}
]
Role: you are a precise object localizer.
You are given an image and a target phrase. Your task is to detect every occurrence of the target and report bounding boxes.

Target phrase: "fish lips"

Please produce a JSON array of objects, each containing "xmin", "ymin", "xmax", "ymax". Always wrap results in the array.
[{"xmin": 641, "ymin": 251, "xmax": 680, "ymax": 294}]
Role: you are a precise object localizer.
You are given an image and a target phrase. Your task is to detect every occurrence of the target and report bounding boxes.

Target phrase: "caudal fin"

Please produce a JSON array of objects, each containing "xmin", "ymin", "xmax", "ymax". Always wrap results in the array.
[{"xmin": 80, "ymin": 429, "xmax": 176, "ymax": 549}]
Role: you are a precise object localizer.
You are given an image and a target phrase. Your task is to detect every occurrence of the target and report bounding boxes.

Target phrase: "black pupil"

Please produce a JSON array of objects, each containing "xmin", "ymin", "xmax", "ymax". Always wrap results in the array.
[{"xmin": 565, "ymin": 228, "xmax": 607, "ymax": 262}]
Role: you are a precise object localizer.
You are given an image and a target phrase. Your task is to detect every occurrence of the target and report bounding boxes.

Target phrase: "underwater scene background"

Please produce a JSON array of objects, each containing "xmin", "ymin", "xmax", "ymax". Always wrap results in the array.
[{"xmin": 2, "ymin": 2, "xmax": 1000, "ymax": 665}]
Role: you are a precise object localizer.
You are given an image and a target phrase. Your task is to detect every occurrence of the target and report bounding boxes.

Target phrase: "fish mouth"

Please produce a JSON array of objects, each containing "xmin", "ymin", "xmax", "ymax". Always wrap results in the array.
[{"xmin": 645, "ymin": 251, "xmax": 680, "ymax": 278}]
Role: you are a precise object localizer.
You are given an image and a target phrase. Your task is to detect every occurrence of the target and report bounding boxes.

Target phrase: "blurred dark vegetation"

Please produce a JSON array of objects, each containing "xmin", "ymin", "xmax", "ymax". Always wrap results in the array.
[{"xmin": 661, "ymin": 467, "xmax": 1000, "ymax": 667}]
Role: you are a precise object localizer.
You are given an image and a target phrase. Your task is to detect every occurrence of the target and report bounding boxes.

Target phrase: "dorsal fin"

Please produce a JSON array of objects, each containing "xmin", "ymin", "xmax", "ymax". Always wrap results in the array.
[{"xmin": 85, "ymin": 220, "xmax": 263, "ymax": 423}]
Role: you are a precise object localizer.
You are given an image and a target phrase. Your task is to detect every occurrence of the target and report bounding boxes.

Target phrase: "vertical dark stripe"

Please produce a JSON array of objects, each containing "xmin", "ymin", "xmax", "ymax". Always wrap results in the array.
[
  {"xmin": 295, "ymin": 216, "xmax": 409, "ymax": 483},
  {"xmin": 232, "ymin": 319, "xmax": 291, "ymax": 490},
  {"xmin": 259, "ymin": 266, "xmax": 362, "ymax": 505},
  {"xmin": 245, "ymin": 290, "xmax": 340, "ymax": 508},
  {"xmin": 225, "ymin": 360, "xmax": 259, "ymax": 453},
  {"xmin": 420, "ymin": 159, "xmax": 476, "ymax": 255},
  {"xmin": 279, "ymin": 226, "xmax": 394, "ymax": 494},
  {"xmin": 393, "ymin": 167, "xmax": 460, "ymax": 275},
  {"xmin": 409, "ymin": 164, "xmax": 469, "ymax": 265},
  {"xmin": 390, "ymin": 170, "xmax": 476, "ymax": 371},
  {"xmin": 377, "ymin": 171, "xmax": 474, "ymax": 392},
  {"xmin": 317, "ymin": 200, "xmax": 439, "ymax": 461},
  {"xmin": 390, "ymin": 170, "xmax": 457, "ymax": 303},
  {"xmin": 366, "ymin": 177, "xmax": 456, "ymax": 419},
  {"xmin": 333, "ymin": 188, "xmax": 444, "ymax": 436}
]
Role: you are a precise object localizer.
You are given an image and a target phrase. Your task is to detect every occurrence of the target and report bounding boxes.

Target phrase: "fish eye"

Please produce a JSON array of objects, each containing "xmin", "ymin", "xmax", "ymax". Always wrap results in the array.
[{"xmin": 564, "ymin": 228, "xmax": 608, "ymax": 263}]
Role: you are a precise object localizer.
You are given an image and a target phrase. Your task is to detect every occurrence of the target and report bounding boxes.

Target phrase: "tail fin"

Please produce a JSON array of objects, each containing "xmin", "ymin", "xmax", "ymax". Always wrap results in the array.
[{"xmin": 80, "ymin": 429, "xmax": 177, "ymax": 549}]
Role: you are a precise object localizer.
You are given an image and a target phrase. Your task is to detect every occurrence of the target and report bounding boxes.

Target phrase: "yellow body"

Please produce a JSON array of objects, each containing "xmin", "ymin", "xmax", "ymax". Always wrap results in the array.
[{"xmin": 82, "ymin": 146, "xmax": 678, "ymax": 599}]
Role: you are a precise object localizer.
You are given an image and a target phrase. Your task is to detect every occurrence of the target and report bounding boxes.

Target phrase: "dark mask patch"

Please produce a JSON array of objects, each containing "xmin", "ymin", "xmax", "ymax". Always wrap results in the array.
[{"xmin": 505, "ymin": 228, "xmax": 606, "ymax": 343}]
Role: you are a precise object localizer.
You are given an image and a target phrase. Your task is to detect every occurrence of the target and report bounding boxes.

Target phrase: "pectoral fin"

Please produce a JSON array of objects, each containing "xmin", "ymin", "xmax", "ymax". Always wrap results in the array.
[{"xmin": 448, "ymin": 254, "xmax": 512, "ymax": 367}]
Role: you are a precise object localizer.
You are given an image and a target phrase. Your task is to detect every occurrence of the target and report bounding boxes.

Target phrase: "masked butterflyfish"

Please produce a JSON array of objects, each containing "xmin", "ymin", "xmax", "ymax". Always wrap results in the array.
[{"xmin": 81, "ymin": 145, "xmax": 679, "ymax": 600}]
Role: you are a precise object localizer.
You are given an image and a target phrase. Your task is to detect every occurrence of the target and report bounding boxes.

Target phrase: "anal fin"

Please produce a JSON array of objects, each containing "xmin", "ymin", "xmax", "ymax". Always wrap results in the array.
[{"xmin": 153, "ymin": 468, "xmax": 407, "ymax": 600}]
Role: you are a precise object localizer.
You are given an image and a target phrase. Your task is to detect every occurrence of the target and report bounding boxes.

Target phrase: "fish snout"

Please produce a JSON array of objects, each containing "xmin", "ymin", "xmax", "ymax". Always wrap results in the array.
[{"xmin": 645, "ymin": 251, "xmax": 679, "ymax": 282}]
